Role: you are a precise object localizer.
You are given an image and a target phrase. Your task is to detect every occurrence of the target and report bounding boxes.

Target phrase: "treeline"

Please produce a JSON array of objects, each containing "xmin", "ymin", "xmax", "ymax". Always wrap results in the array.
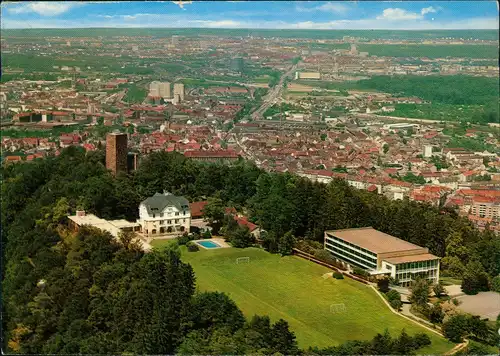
[
  {"xmin": 356, "ymin": 75, "xmax": 500, "ymax": 106},
  {"xmin": 356, "ymin": 44, "xmax": 499, "ymax": 59},
  {"xmin": 3, "ymin": 148, "xmax": 498, "ymax": 280}
]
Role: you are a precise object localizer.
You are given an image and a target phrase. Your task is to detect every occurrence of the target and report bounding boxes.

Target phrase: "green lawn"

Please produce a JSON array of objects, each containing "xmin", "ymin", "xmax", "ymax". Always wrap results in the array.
[
  {"xmin": 180, "ymin": 246, "xmax": 454, "ymax": 354},
  {"xmin": 440, "ymin": 276, "xmax": 463, "ymax": 286}
]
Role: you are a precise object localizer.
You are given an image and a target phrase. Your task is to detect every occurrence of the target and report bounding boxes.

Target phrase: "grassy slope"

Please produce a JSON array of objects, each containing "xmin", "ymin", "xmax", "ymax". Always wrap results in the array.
[{"xmin": 180, "ymin": 246, "xmax": 454, "ymax": 353}]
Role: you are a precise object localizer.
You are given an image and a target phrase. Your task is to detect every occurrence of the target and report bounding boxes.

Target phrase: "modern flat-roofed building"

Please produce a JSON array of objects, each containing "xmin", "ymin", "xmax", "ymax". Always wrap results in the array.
[
  {"xmin": 324, "ymin": 227, "xmax": 439, "ymax": 287},
  {"xmin": 173, "ymin": 83, "xmax": 185, "ymax": 102}
]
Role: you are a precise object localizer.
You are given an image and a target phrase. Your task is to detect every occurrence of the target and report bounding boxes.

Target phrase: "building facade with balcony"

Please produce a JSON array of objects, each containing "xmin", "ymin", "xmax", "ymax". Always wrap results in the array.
[
  {"xmin": 138, "ymin": 191, "xmax": 191, "ymax": 237},
  {"xmin": 324, "ymin": 227, "xmax": 440, "ymax": 287}
]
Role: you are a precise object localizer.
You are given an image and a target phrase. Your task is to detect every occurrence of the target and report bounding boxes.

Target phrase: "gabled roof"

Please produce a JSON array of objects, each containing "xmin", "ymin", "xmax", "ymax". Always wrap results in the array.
[
  {"xmin": 190, "ymin": 201, "xmax": 208, "ymax": 219},
  {"xmin": 140, "ymin": 192, "xmax": 189, "ymax": 215}
]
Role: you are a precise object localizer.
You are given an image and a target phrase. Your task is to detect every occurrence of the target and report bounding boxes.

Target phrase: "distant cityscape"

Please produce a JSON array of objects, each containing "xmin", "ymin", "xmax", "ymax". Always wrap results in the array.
[{"xmin": 1, "ymin": 29, "xmax": 499, "ymax": 238}]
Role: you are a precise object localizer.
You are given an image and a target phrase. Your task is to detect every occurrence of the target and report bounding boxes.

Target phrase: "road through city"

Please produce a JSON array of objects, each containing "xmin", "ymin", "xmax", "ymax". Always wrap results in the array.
[{"xmin": 251, "ymin": 62, "xmax": 299, "ymax": 120}]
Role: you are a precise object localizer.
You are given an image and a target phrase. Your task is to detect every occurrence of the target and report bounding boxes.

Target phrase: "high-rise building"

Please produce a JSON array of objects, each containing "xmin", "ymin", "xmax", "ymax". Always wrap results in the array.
[
  {"xmin": 350, "ymin": 43, "xmax": 358, "ymax": 55},
  {"xmin": 106, "ymin": 133, "xmax": 128, "ymax": 176},
  {"xmin": 159, "ymin": 82, "xmax": 171, "ymax": 98},
  {"xmin": 424, "ymin": 145, "xmax": 433, "ymax": 158},
  {"xmin": 173, "ymin": 83, "xmax": 185, "ymax": 102},
  {"xmin": 171, "ymin": 35, "xmax": 180, "ymax": 46},
  {"xmin": 149, "ymin": 81, "xmax": 161, "ymax": 97}
]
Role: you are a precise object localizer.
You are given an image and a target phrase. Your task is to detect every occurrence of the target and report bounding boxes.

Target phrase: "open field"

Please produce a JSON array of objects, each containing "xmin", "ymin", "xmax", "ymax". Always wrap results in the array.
[
  {"xmin": 181, "ymin": 247, "xmax": 454, "ymax": 353},
  {"xmin": 357, "ymin": 44, "xmax": 500, "ymax": 59}
]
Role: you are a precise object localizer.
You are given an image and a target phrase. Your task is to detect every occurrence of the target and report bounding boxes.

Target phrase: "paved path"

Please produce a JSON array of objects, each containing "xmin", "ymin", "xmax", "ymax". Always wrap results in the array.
[
  {"xmin": 370, "ymin": 286, "xmax": 470, "ymax": 355},
  {"xmin": 401, "ymin": 303, "xmax": 435, "ymax": 328},
  {"xmin": 369, "ymin": 285, "xmax": 444, "ymax": 337}
]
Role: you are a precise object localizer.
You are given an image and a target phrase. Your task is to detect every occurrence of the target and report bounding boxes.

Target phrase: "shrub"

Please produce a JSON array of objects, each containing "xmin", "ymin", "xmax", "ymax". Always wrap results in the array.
[
  {"xmin": 352, "ymin": 267, "xmax": 369, "ymax": 278},
  {"xmin": 428, "ymin": 303, "xmax": 445, "ymax": 324},
  {"xmin": 442, "ymin": 314, "xmax": 469, "ymax": 342},
  {"xmin": 491, "ymin": 275, "xmax": 500, "ymax": 293},
  {"xmin": 202, "ymin": 230, "xmax": 212, "ymax": 239},
  {"xmin": 433, "ymin": 282, "xmax": 447, "ymax": 298},
  {"xmin": 313, "ymin": 249, "xmax": 347, "ymax": 271},
  {"xmin": 178, "ymin": 233, "xmax": 191, "ymax": 246},
  {"xmin": 386, "ymin": 289, "xmax": 401, "ymax": 301},
  {"xmin": 386, "ymin": 289, "xmax": 402, "ymax": 311},
  {"xmin": 377, "ymin": 278, "xmax": 390, "ymax": 293},
  {"xmin": 186, "ymin": 242, "xmax": 199, "ymax": 252},
  {"xmin": 390, "ymin": 298, "xmax": 403, "ymax": 311},
  {"xmin": 412, "ymin": 333, "xmax": 431, "ymax": 349},
  {"xmin": 332, "ymin": 272, "xmax": 344, "ymax": 280}
]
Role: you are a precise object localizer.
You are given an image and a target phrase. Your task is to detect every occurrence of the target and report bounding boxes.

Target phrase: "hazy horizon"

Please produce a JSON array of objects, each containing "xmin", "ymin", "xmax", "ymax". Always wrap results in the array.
[{"xmin": 1, "ymin": 1, "xmax": 499, "ymax": 30}]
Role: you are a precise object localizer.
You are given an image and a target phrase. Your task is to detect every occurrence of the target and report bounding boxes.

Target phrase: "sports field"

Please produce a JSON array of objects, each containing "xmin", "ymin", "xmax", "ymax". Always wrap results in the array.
[{"xmin": 181, "ymin": 247, "xmax": 454, "ymax": 354}]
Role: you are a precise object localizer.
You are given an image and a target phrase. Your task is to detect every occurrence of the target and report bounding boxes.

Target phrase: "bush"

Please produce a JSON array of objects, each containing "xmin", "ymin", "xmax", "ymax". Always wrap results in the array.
[
  {"xmin": 313, "ymin": 249, "xmax": 346, "ymax": 271},
  {"xmin": 412, "ymin": 333, "xmax": 431, "ymax": 349},
  {"xmin": 178, "ymin": 233, "xmax": 192, "ymax": 246},
  {"xmin": 202, "ymin": 230, "xmax": 212, "ymax": 239},
  {"xmin": 332, "ymin": 272, "xmax": 344, "ymax": 280},
  {"xmin": 295, "ymin": 239, "xmax": 320, "ymax": 255},
  {"xmin": 186, "ymin": 242, "xmax": 199, "ymax": 252},
  {"xmin": 491, "ymin": 275, "xmax": 500, "ymax": 293},
  {"xmin": 390, "ymin": 298, "xmax": 403, "ymax": 311},
  {"xmin": 442, "ymin": 314, "xmax": 469, "ymax": 342},
  {"xmin": 377, "ymin": 278, "xmax": 390, "ymax": 293},
  {"xmin": 433, "ymin": 282, "xmax": 447, "ymax": 298},
  {"xmin": 352, "ymin": 267, "xmax": 369, "ymax": 278},
  {"xmin": 386, "ymin": 289, "xmax": 401, "ymax": 301},
  {"xmin": 386, "ymin": 289, "xmax": 402, "ymax": 311},
  {"xmin": 428, "ymin": 303, "xmax": 445, "ymax": 324}
]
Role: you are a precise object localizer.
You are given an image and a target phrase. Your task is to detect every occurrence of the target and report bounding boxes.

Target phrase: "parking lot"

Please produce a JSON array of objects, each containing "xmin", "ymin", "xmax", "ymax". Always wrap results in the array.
[{"xmin": 456, "ymin": 292, "xmax": 500, "ymax": 320}]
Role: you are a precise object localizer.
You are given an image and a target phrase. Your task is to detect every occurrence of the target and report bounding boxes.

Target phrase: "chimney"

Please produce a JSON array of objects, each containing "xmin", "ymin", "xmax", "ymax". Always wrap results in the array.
[{"xmin": 76, "ymin": 210, "xmax": 86, "ymax": 217}]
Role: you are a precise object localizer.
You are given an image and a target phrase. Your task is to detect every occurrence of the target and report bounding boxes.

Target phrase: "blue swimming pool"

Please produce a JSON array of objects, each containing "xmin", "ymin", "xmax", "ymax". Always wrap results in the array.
[{"xmin": 197, "ymin": 240, "xmax": 221, "ymax": 249}]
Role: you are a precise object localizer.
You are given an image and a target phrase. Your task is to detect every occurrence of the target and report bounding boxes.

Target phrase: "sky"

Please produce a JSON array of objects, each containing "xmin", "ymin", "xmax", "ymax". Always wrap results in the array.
[{"xmin": 1, "ymin": 1, "xmax": 499, "ymax": 30}]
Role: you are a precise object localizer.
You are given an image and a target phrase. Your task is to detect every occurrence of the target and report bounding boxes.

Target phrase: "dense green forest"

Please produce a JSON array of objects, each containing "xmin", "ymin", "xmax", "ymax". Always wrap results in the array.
[
  {"xmin": 357, "ymin": 44, "xmax": 499, "ymax": 59},
  {"xmin": 2, "ymin": 148, "xmax": 499, "ymax": 353},
  {"xmin": 357, "ymin": 75, "xmax": 499, "ymax": 106},
  {"xmin": 297, "ymin": 75, "xmax": 499, "ymax": 105},
  {"xmin": 387, "ymin": 103, "xmax": 499, "ymax": 125},
  {"xmin": 298, "ymin": 75, "xmax": 499, "ymax": 123}
]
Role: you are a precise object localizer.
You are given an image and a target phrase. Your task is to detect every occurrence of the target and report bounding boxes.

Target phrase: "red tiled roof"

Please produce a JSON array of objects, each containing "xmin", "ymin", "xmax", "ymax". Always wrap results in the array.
[
  {"xmin": 184, "ymin": 150, "xmax": 239, "ymax": 158},
  {"xmin": 303, "ymin": 169, "xmax": 333, "ymax": 177},
  {"xmin": 190, "ymin": 201, "xmax": 208, "ymax": 219},
  {"xmin": 462, "ymin": 170, "xmax": 477, "ymax": 177},
  {"xmin": 235, "ymin": 216, "xmax": 258, "ymax": 232}
]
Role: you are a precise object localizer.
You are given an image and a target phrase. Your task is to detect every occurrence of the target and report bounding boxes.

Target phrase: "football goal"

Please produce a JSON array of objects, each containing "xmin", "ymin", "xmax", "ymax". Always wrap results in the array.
[
  {"xmin": 330, "ymin": 303, "xmax": 347, "ymax": 314},
  {"xmin": 236, "ymin": 257, "xmax": 250, "ymax": 264}
]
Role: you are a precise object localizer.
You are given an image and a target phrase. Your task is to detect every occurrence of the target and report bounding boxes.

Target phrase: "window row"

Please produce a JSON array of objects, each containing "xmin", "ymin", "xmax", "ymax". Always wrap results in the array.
[
  {"xmin": 326, "ymin": 244, "xmax": 376, "ymax": 270},
  {"xmin": 396, "ymin": 269, "xmax": 437, "ymax": 281},
  {"xmin": 152, "ymin": 211, "xmax": 188, "ymax": 218},
  {"xmin": 395, "ymin": 259, "xmax": 438, "ymax": 271},
  {"xmin": 325, "ymin": 239, "xmax": 378, "ymax": 265},
  {"xmin": 156, "ymin": 219, "xmax": 187, "ymax": 225}
]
